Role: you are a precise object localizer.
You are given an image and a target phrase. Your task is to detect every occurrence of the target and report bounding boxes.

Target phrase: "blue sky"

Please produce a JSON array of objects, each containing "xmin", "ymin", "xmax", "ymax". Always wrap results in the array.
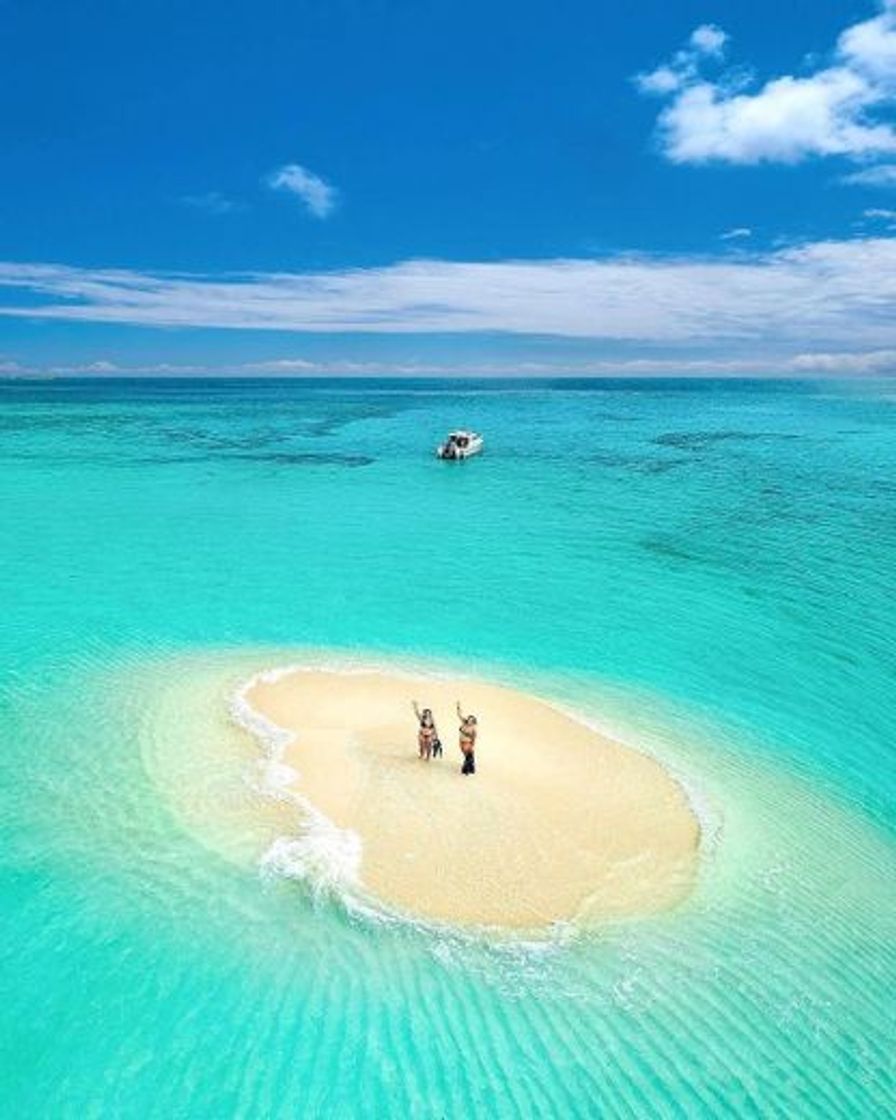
[{"xmin": 1, "ymin": 0, "xmax": 895, "ymax": 376}]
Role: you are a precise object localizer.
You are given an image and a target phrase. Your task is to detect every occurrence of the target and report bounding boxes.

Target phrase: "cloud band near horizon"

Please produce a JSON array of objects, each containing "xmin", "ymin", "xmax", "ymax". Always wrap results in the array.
[{"xmin": 0, "ymin": 240, "xmax": 895, "ymax": 357}]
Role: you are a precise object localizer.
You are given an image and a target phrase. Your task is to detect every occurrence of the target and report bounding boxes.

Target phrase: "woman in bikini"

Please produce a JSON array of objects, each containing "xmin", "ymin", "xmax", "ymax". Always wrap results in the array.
[
  {"xmin": 456, "ymin": 701, "xmax": 478, "ymax": 775},
  {"xmin": 412, "ymin": 702, "xmax": 439, "ymax": 760}
]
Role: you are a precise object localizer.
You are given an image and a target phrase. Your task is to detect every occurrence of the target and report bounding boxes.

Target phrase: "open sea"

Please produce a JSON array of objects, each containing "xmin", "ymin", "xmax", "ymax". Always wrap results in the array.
[{"xmin": 1, "ymin": 376, "xmax": 894, "ymax": 1118}]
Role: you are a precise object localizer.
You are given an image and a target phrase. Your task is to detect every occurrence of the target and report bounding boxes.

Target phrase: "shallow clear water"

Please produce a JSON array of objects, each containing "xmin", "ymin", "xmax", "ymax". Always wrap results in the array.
[{"xmin": 1, "ymin": 377, "xmax": 894, "ymax": 1117}]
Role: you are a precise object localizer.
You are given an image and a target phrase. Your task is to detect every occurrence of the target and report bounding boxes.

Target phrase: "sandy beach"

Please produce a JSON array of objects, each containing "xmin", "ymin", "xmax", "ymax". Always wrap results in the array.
[{"xmin": 243, "ymin": 668, "xmax": 700, "ymax": 929}]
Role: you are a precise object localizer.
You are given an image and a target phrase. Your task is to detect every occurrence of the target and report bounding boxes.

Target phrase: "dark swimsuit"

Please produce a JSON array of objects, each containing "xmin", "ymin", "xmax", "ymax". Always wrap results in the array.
[
  {"xmin": 419, "ymin": 720, "xmax": 437, "ymax": 756},
  {"xmin": 460, "ymin": 726, "xmax": 476, "ymax": 774}
]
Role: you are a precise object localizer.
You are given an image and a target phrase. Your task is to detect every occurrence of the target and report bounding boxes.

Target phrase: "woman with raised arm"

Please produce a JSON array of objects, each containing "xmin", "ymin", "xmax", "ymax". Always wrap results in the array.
[
  {"xmin": 412, "ymin": 701, "xmax": 438, "ymax": 761},
  {"xmin": 456, "ymin": 701, "xmax": 478, "ymax": 775}
]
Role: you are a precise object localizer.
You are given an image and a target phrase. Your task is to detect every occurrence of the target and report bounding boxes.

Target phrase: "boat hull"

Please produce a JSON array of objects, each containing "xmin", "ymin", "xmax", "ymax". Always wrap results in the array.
[{"xmin": 436, "ymin": 440, "xmax": 483, "ymax": 460}]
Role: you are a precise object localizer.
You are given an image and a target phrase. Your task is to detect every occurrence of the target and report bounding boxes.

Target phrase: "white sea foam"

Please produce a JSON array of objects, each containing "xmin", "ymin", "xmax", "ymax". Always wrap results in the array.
[
  {"xmin": 259, "ymin": 822, "xmax": 362, "ymax": 900},
  {"xmin": 231, "ymin": 667, "xmax": 366, "ymax": 907}
]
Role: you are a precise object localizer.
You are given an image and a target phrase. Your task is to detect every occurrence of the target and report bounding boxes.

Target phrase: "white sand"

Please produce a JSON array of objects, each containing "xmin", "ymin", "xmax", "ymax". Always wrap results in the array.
[{"xmin": 242, "ymin": 669, "xmax": 700, "ymax": 929}]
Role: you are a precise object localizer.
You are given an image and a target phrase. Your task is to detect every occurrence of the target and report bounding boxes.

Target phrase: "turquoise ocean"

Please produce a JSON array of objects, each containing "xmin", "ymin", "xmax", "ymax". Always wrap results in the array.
[{"xmin": 1, "ymin": 377, "xmax": 894, "ymax": 1118}]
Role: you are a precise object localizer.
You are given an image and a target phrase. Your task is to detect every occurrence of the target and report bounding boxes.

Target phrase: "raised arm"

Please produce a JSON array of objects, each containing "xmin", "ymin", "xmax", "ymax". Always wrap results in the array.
[
  {"xmin": 456, "ymin": 700, "xmax": 465, "ymax": 721},
  {"xmin": 412, "ymin": 700, "xmax": 422, "ymax": 722}
]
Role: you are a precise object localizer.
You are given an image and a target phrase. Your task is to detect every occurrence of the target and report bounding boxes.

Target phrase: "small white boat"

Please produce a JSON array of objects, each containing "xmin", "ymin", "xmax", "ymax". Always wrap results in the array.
[{"xmin": 436, "ymin": 430, "xmax": 483, "ymax": 460}]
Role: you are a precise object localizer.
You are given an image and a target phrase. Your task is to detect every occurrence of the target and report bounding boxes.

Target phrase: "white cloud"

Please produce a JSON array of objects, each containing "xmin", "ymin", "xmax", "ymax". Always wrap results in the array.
[
  {"xmin": 636, "ymin": 65, "xmax": 684, "ymax": 96},
  {"xmin": 689, "ymin": 24, "xmax": 728, "ymax": 58},
  {"xmin": 244, "ymin": 358, "xmax": 318, "ymax": 373},
  {"xmin": 864, "ymin": 206, "xmax": 896, "ymax": 217},
  {"xmin": 842, "ymin": 162, "xmax": 896, "ymax": 186},
  {"xmin": 267, "ymin": 163, "xmax": 337, "ymax": 218},
  {"xmin": 12, "ymin": 350, "xmax": 896, "ymax": 379},
  {"xmin": 637, "ymin": 4, "xmax": 896, "ymax": 165},
  {"xmin": 839, "ymin": 5, "xmax": 896, "ymax": 84},
  {"xmin": 720, "ymin": 227, "xmax": 752, "ymax": 240},
  {"xmin": 785, "ymin": 347, "xmax": 896, "ymax": 373},
  {"xmin": 561, "ymin": 349, "xmax": 896, "ymax": 376},
  {"xmin": 181, "ymin": 191, "xmax": 241, "ymax": 215},
  {"xmin": 635, "ymin": 23, "xmax": 728, "ymax": 96},
  {"xmin": 1, "ymin": 239, "xmax": 896, "ymax": 357},
  {"xmin": 50, "ymin": 360, "xmax": 208, "ymax": 375},
  {"xmin": 80, "ymin": 360, "xmax": 120, "ymax": 373},
  {"xmin": 232, "ymin": 353, "xmax": 882, "ymax": 376}
]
